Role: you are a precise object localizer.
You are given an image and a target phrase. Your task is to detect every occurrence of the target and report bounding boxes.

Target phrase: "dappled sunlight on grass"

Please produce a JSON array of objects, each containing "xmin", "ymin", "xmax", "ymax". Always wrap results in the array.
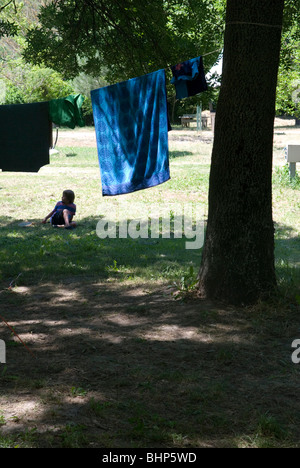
[{"xmin": 0, "ymin": 128, "xmax": 299, "ymax": 447}]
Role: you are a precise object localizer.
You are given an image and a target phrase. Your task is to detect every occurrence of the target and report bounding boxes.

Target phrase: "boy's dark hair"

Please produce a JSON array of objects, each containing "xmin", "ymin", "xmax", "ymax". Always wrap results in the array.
[{"xmin": 63, "ymin": 190, "xmax": 75, "ymax": 204}]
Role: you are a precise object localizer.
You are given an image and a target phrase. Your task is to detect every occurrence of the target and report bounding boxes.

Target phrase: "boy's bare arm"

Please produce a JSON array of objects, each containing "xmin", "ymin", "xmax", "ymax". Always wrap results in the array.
[{"xmin": 42, "ymin": 209, "xmax": 55, "ymax": 224}]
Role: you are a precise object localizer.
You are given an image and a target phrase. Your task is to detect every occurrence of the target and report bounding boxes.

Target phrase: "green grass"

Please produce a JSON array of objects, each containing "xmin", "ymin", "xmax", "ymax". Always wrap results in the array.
[
  {"xmin": 0, "ymin": 129, "xmax": 299, "ymax": 448},
  {"xmin": 0, "ymin": 144, "xmax": 207, "ymax": 288},
  {"xmin": 273, "ymin": 164, "xmax": 300, "ymax": 190},
  {"xmin": 0, "ymin": 137, "xmax": 298, "ymax": 296}
]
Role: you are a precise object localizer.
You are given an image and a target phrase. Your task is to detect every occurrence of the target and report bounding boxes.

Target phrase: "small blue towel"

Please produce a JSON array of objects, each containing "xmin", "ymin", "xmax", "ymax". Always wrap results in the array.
[
  {"xmin": 171, "ymin": 56, "xmax": 208, "ymax": 100},
  {"xmin": 91, "ymin": 69, "xmax": 170, "ymax": 196}
]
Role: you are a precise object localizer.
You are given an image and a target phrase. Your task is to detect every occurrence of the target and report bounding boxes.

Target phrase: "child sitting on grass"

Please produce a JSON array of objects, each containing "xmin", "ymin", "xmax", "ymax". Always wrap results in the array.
[{"xmin": 42, "ymin": 189, "xmax": 77, "ymax": 229}]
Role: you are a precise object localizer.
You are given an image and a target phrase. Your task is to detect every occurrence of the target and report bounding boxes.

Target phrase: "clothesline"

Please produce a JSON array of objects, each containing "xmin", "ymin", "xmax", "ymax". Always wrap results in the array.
[
  {"xmin": 1, "ymin": 56, "xmax": 208, "ymax": 191},
  {"xmin": 169, "ymin": 21, "xmax": 281, "ymax": 67},
  {"xmin": 226, "ymin": 21, "xmax": 282, "ymax": 29},
  {"xmin": 202, "ymin": 48, "xmax": 223, "ymax": 57},
  {"xmin": 166, "ymin": 48, "xmax": 222, "ymax": 72}
]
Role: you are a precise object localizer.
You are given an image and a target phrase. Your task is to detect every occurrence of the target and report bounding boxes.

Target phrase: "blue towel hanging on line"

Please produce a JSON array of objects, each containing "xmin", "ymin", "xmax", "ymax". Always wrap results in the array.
[{"xmin": 91, "ymin": 69, "xmax": 170, "ymax": 196}]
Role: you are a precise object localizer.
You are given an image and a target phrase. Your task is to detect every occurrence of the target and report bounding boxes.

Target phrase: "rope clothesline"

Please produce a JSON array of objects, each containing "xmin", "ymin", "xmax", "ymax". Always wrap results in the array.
[
  {"xmin": 199, "ymin": 21, "xmax": 282, "ymax": 60},
  {"xmin": 199, "ymin": 20, "xmax": 282, "ymax": 63},
  {"xmin": 202, "ymin": 48, "xmax": 223, "ymax": 57},
  {"xmin": 200, "ymin": 20, "xmax": 282, "ymax": 61},
  {"xmin": 226, "ymin": 21, "xmax": 282, "ymax": 29}
]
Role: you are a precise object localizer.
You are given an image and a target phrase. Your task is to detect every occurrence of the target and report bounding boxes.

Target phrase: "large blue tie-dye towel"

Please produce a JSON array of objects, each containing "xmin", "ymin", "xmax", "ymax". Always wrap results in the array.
[{"xmin": 91, "ymin": 69, "xmax": 170, "ymax": 196}]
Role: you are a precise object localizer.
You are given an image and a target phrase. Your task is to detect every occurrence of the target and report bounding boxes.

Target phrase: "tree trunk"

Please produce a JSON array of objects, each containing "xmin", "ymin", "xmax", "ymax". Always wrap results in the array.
[{"xmin": 197, "ymin": 0, "xmax": 284, "ymax": 305}]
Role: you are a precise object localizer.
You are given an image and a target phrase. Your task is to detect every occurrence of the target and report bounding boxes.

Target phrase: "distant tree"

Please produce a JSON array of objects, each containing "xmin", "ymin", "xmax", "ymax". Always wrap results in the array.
[
  {"xmin": 72, "ymin": 71, "xmax": 108, "ymax": 124},
  {"xmin": 0, "ymin": 0, "xmax": 75, "ymax": 103},
  {"xmin": 4, "ymin": 65, "xmax": 74, "ymax": 104},
  {"xmin": 276, "ymin": 60, "xmax": 300, "ymax": 120},
  {"xmin": 275, "ymin": 0, "xmax": 300, "ymax": 120},
  {"xmin": 0, "ymin": 0, "xmax": 18, "ymax": 37}
]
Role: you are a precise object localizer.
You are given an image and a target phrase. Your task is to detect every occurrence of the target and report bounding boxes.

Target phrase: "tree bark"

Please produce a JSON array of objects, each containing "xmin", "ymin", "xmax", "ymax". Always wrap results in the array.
[{"xmin": 197, "ymin": 0, "xmax": 284, "ymax": 305}]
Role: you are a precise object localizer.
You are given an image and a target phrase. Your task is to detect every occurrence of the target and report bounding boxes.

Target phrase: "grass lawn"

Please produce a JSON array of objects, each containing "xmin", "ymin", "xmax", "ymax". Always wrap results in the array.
[{"xmin": 0, "ymin": 125, "xmax": 299, "ymax": 448}]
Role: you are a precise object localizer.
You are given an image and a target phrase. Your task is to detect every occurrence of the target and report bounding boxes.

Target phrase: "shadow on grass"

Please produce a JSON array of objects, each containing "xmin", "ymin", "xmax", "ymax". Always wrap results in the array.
[
  {"xmin": 274, "ymin": 222, "xmax": 300, "ymax": 299},
  {"xmin": 0, "ymin": 216, "xmax": 298, "ymax": 287},
  {"xmin": 0, "ymin": 215, "xmax": 203, "ymax": 286},
  {"xmin": 169, "ymin": 150, "xmax": 194, "ymax": 159},
  {"xmin": 0, "ymin": 216, "xmax": 299, "ymax": 448},
  {"xmin": 0, "ymin": 277, "xmax": 300, "ymax": 448},
  {"xmin": 274, "ymin": 222, "xmax": 300, "ymax": 265}
]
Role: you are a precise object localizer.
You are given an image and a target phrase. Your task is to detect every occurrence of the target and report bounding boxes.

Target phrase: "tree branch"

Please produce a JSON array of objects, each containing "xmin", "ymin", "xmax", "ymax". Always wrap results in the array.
[{"xmin": 0, "ymin": 0, "xmax": 17, "ymax": 13}]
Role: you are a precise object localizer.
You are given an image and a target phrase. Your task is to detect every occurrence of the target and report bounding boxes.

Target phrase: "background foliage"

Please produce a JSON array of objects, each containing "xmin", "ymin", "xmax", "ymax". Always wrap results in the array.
[
  {"xmin": 0, "ymin": 0, "xmax": 76, "ymax": 106},
  {"xmin": 0, "ymin": 0, "xmax": 299, "ymax": 121}
]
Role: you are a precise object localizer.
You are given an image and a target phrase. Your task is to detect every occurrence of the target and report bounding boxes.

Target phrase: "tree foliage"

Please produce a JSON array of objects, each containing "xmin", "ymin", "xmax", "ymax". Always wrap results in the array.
[
  {"xmin": 23, "ymin": 0, "xmax": 226, "ymax": 82},
  {"xmin": 4, "ymin": 64, "xmax": 74, "ymax": 104},
  {"xmin": 0, "ymin": 0, "xmax": 43, "ymax": 37},
  {"xmin": 0, "ymin": 0, "xmax": 18, "ymax": 37},
  {"xmin": 276, "ymin": 38, "xmax": 300, "ymax": 117},
  {"xmin": 2, "ymin": 1, "xmax": 300, "ymax": 117},
  {"xmin": 0, "ymin": 0, "xmax": 75, "ymax": 104},
  {"xmin": 276, "ymin": 0, "xmax": 300, "ymax": 117},
  {"xmin": 22, "ymin": 0, "xmax": 300, "ymax": 118},
  {"xmin": 0, "ymin": 19, "xmax": 18, "ymax": 37}
]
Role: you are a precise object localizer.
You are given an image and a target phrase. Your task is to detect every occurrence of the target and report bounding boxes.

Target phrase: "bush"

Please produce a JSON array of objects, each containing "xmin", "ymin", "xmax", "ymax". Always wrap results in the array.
[
  {"xmin": 273, "ymin": 164, "xmax": 300, "ymax": 189},
  {"xmin": 4, "ymin": 65, "xmax": 74, "ymax": 104}
]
